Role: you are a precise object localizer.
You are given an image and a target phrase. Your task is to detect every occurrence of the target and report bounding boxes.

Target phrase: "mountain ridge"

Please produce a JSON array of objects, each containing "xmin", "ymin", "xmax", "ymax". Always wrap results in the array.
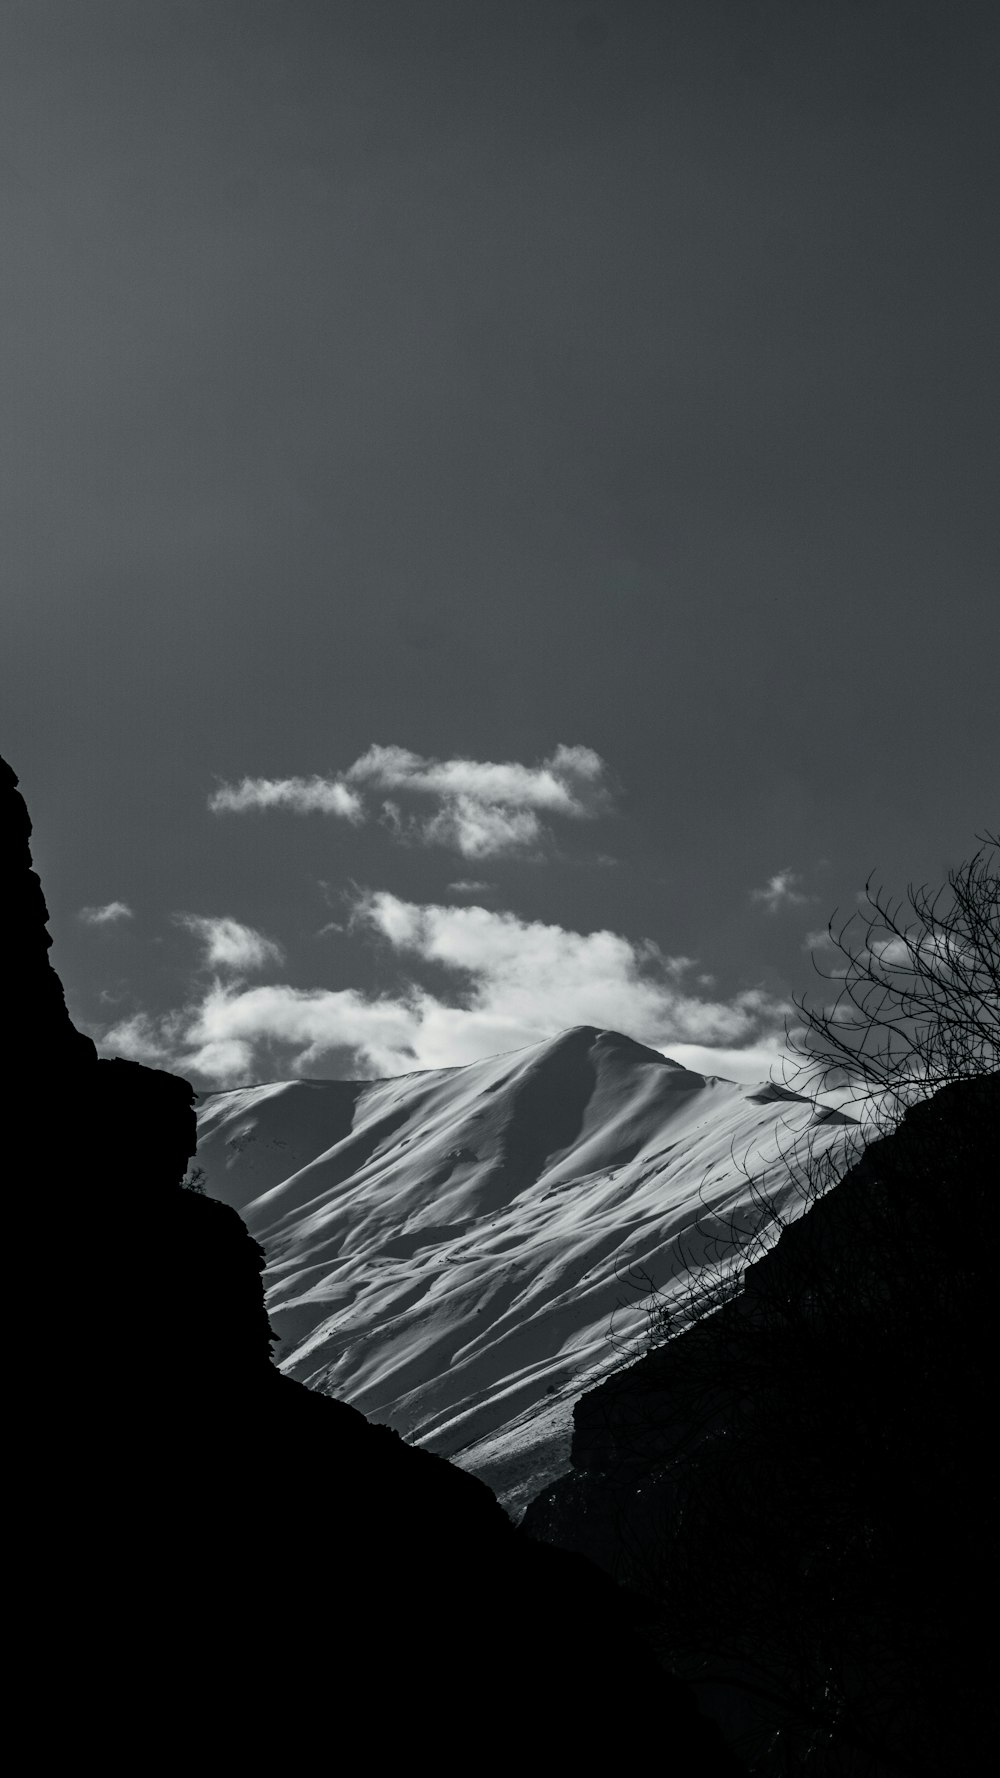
[{"xmin": 195, "ymin": 1021, "xmax": 853, "ymax": 1512}]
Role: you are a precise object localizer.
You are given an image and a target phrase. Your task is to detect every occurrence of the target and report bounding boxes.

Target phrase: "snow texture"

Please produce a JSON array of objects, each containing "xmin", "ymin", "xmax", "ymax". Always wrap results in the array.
[{"xmin": 196, "ymin": 1025, "xmax": 851, "ymax": 1514}]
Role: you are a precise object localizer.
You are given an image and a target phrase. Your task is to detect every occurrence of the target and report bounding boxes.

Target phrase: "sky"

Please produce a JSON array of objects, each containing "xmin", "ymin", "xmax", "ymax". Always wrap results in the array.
[{"xmin": 3, "ymin": 0, "xmax": 998, "ymax": 1089}]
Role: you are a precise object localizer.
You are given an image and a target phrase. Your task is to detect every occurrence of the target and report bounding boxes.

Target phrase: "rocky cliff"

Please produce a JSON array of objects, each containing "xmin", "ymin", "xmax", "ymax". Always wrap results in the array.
[
  {"xmin": 523, "ymin": 1063, "xmax": 999, "ymax": 1772},
  {"xmin": 4, "ymin": 754, "xmax": 739, "ymax": 1769}
]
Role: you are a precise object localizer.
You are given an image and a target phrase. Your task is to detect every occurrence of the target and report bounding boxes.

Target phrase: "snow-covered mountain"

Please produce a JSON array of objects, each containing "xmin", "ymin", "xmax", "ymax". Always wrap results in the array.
[{"xmin": 195, "ymin": 1026, "xmax": 852, "ymax": 1514}]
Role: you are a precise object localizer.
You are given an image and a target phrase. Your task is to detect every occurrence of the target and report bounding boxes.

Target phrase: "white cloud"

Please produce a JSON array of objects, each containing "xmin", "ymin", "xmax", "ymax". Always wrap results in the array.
[
  {"xmin": 343, "ymin": 742, "xmax": 611, "ymax": 817},
  {"xmin": 209, "ymin": 775, "xmax": 364, "ymax": 820},
  {"xmin": 446, "ymin": 880, "xmax": 495, "ymax": 895},
  {"xmin": 79, "ymin": 900, "xmax": 134, "ymax": 924},
  {"xmin": 662, "ymin": 1040, "xmax": 794, "ymax": 1087},
  {"xmin": 869, "ymin": 928, "xmax": 972, "ymax": 980},
  {"xmin": 99, "ymin": 1009, "xmax": 185, "ymax": 1066},
  {"xmin": 803, "ymin": 927, "xmax": 836, "ymax": 952},
  {"xmin": 104, "ymin": 893, "xmax": 789, "ymax": 1087},
  {"xmin": 422, "ymin": 796, "xmax": 545, "ymax": 859},
  {"xmin": 351, "ymin": 893, "xmax": 784, "ymax": 1068},
  {"xmin": 178, "ymin": 914, "xmax": 284, "ymax": 974},
  {"xmin": 868, "ymin": 935, "xmax": 912, "ymax": 969},
  {"xmin": 103, "ymin": 985, "xmax": 419, "ymax": 1085},
  {"xmin": 751, "ymin": 870, "xmax": 809, "ymax": 914},
  {"xmin": 802, "ymin": 924, "xmax": 968, "ymax": 987},
  {"xmin": 208, "ymin": 743, "xmax": 616, "ymax": 858}
]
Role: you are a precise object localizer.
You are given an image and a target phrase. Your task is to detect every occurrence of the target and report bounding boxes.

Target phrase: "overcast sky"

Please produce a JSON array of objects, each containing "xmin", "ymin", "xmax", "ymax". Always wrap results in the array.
[{"xmin": 3, "ymin": 0, "xmax": 997, "ymax": 1087}]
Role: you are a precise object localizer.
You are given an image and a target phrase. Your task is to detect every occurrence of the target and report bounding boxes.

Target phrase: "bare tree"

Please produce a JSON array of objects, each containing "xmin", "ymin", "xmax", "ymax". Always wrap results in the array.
[
  {"xmin": 786, "ymin": 833, "xmax": 999, "ymax": 1125},
  {"xmin": 544, "ymin": 837, "xmax": 1000, "ymax": 1772}
]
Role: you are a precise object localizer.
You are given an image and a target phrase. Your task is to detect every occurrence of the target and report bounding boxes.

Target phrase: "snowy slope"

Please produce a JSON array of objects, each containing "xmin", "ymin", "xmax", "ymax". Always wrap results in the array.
[{"xmin": 195, "ymin": 1026, "xmax": 852, "ymax": 1514}]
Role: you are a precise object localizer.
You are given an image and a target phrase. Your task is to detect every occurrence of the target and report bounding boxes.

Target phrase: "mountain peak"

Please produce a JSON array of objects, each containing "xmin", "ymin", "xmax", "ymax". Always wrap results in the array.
[
  {"xmin": 196, "ymin": 1022, "xmax": 850, "ymax": 1514},
  {"xmin": 534, "ymin": 1025, "xmax": 692, "ymax": 1070}
]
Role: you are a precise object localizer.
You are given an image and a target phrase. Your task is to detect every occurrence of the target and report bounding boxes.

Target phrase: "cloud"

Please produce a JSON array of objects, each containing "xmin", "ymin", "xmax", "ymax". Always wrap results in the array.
[
  {"xmin": 79, "ymin": 901, "xmax": 134, "ymax": 925},
  {"xmin": 422, "ymin": 797, "xmax": 545, "ymax": 858},
  {"xmin": 352, "ymin": 894, "xmax": 780, "ymax": 1063},
  {"xmin": 344, "ymin": 742, "xmax": 611, "ymax": 816},
  {"xmin": 750, "ymin": 870, "xmax": 810, "ymax": 914},
  {"xmin": 100, "ymin": 985, "xmax": 417, "ymax": 1084},
  {"xmin": 802, "ymin": 924, "xmax": 969, "ymax": 990},
  {"xmin": 662, "ymin": 1040, "xmax": 794, "ymax": 1087},
  {"xmin": 446, "ymin": 880, "xmax": 495, "ymax": 895},
  {"xmin": 208, "ymin": 743, "xmax": 616, "ymax": 858},
  {"xmin": 209, "ymin": 776, "xmax": 364, "ymax": 820},
  {"xmin": 105, "ymin": 892, "xmax": 789, "ymax": 1087},
  {"xmin": 803, "ymin": 927, "xmax": 836, "ymax": 952},
  {"xmin": 178, "ymin": 914, "xmax": 284, "ymax": 974},
  {"xmin": 869, "ymin": 928, "xmax": 972, "ymax": 980},
  {"xmin": 99, "ymin": 1010, "xmax": 185, "ymax": 1067}
]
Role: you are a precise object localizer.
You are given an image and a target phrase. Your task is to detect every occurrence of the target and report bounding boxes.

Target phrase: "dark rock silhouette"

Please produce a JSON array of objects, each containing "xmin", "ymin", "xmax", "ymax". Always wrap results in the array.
[
  {"xmin": 4, "ymin": 755, "xmax": 740, "ymax": 1767},
  {"xmin": 524, "ymin": 1061, "xmax": 999, "ymax": 1772}
]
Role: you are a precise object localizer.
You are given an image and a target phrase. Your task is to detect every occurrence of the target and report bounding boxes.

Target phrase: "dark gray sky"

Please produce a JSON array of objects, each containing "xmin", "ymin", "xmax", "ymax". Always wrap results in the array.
[{"xmin": 4, "ymin": 0, "xmax": 998, "ymax": 1084}]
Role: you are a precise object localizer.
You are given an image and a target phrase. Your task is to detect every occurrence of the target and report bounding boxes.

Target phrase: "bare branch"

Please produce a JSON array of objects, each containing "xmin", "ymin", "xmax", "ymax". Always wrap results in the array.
[{"xmin": 785, "ymin": 836, "xmax": 999, "ymax": 1124}]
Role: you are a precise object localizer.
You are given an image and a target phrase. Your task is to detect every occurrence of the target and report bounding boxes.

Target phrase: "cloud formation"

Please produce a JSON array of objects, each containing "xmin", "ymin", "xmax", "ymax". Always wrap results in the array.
[
  {"xmin": 79, "ymin": 901, "xmax": 134, "ymax": 924},
  {"xmin": 209, "ymin": 776, "xmax": 364, "ymax": 820},
  {"xmin": 178, "ymin": 914, "xmax": 284, "ymax": 974},
  {"xmin": 101, "ymin": 893, "xmax": 789, "ymax": 1088},
  {"xmin": 346, "ymin": 742, "xmax": 610, "ymax": 814},
  {"xmin": 208, "ymin": 744, "xmax": 614, "ymax": 859},
  {"xmin": 101, "ymin": 989, "xmax": 413, "ymax": 1086},
  {"xmin": 751, "ymin": 870, "xmax": 809, "ymax": 914}
]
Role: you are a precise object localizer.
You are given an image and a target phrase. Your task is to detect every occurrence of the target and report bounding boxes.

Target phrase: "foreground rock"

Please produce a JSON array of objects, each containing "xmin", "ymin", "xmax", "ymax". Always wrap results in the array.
[
  {"xmin": 524, "ymin": 1063, "xmax": 999, "ymax": 1772},
  {"xmin": 4, "ymin": 754, "xmax": 739, "ymax": 1768}
]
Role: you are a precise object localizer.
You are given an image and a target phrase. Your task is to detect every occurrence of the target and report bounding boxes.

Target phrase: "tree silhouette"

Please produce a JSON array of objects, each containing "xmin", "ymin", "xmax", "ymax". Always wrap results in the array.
[
  {"xmin": 526, "ymin": 835, "xmax": 1000, "ymax": 1772},
  {"xmin": 786, "ymin": 834, "xmax": 999, "ymax": 1126}
]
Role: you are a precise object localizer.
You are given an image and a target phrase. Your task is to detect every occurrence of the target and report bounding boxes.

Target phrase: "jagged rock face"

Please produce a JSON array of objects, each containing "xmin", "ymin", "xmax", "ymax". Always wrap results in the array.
[
  {"xmin": 3, "ymin": 755, "xmax": 271, "ymax": 1393},
  {"xmin": 5, "ymin": 752, "xmax": 742, "ymax": 1771},
  {"xmin": 2, "ymin": 756, "xmax": 96, "ymax": 1073}
]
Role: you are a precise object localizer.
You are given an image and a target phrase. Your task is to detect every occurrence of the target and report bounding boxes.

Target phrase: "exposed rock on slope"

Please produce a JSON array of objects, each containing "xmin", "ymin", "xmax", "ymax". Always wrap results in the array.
[
  {"xmin": 196, "ymin": 1030, "xmax": 852, "ymax": 1512},
  {"xmin": 4, "ymin": 753, "xmax": 740, "ymax": 1769}
]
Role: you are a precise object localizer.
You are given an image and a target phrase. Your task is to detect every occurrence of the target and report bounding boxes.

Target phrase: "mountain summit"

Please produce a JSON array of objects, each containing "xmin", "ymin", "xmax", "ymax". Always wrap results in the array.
[{"xmin": 197, "ymin": 1023, "xmax": 851, "ymax": 1512}]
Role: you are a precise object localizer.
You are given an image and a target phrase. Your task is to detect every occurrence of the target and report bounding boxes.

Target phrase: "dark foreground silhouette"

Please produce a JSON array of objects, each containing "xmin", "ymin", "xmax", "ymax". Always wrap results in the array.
[
  {"xmin": 525, "ymin": 1067, "xmax": 999, "ymax": 1772},
  {"xmin": 3, "ymin": 754, "xmax": 740, "ymax": 1767}
]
